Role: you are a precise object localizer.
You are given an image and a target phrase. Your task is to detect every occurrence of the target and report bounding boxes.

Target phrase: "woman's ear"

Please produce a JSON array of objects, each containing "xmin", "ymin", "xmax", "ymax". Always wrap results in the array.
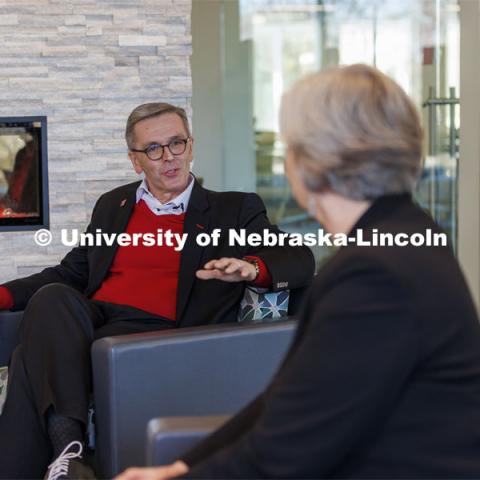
[
  {"xmin": 285, "ymin": 149, "xmax": 311, "ymax": 211},
  {"xmin": 310, "ymin": 192, "xmax": 328, "ymax": 226},
  {"xmin": 307, "ymin": 195, "xmax": 318, "ymax": 217}
]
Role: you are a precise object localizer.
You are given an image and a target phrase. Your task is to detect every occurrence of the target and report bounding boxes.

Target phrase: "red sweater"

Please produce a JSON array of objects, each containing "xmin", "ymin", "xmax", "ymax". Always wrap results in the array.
[{"xmin": 92, "ymin": 201, "xmax": 184, "ymax": 320}]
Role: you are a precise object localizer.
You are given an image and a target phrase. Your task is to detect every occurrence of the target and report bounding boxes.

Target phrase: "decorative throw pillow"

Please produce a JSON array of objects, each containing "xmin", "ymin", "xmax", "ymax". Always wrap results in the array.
[
  {"xmin": 0, "ymin": 366, "xmax": 8, "ymax": 415},
  {"xmin": 238, "ymin": 287, "xmax": 289, "ymax": 322}
]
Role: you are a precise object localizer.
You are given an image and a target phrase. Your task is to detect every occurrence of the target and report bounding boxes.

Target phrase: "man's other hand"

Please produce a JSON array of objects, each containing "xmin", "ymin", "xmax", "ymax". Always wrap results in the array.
[
  {"xmin": 0, "ymin": 286, "xmax": 14, "ymax": 310},
  {"xmin": 196, "ymin": 257, "xmax": 257, "ymax": 283},
  {"xmin": 114, "ymin": 461, "xmax": 189, "ymax": 480}
]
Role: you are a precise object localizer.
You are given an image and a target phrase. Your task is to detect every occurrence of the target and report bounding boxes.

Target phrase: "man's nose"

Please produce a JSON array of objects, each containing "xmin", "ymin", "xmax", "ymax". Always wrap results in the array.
[{"xmin": 162, "ymin": 147, "xmax": 175, "ymax": 162}]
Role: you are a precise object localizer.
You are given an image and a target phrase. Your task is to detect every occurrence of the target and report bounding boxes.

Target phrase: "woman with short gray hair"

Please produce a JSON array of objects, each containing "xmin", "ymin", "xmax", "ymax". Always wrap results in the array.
[
  {"xmin": 116, "ymin": 65, "xmax": 480, "ymax": 479},
  {"xmin": 280, "ymin": 63, "xmax": 422, "ymax": 201}
]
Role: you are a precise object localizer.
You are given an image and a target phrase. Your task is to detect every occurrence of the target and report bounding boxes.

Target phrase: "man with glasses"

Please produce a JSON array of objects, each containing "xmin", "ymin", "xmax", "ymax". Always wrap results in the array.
[{"xmin": 0, "ymin": 103, "xmax": 315, "ymax": 479}]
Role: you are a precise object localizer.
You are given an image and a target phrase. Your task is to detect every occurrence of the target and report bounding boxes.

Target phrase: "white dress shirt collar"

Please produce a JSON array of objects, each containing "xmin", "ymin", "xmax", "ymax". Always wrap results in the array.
[{"xmin": 135, "ymin": 174, "xmax": 194, "ymax": 216}]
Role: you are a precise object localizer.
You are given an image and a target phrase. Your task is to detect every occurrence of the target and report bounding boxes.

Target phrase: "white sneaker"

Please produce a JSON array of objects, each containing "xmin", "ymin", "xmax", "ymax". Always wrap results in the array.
[{"xmin": 45, "ymin": 441, "xmax": 95, "ymax": 480}]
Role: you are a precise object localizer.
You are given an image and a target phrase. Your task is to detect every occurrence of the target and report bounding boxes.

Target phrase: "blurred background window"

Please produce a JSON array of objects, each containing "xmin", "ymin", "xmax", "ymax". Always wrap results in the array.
[{"xmin": 192, "ymin": 0, "xmax": 460, "ymax": 264}]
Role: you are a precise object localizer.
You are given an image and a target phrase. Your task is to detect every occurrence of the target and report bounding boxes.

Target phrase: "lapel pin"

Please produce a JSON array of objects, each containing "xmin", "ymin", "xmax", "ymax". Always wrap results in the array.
[
  {"xmin": 120, "ymin": 199, "xmax": 127, "ymax": 207},
  {"xmin": 196, "ymin": 223, "xmax": 204, "ymax": 229}
]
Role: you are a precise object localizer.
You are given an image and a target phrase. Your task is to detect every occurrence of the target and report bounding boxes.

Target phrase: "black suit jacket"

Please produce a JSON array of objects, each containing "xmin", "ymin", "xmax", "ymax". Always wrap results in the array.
[
  {"xmin": 182, "ymin": 194, "xmax": 480, "ymax": 478},
  {"xmin": 5, "ymin": 180, "xmax": 315, "ymax": 326}
]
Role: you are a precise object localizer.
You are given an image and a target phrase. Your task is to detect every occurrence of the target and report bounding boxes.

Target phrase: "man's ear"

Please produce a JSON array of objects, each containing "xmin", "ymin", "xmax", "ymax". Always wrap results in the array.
[
  {"xmin": 128, "ymin": 151, "xmax": 143, "ymax": 175},
  {"xmin": 188, "ymin": 137, "xmax": 194, "ymax": 167}
]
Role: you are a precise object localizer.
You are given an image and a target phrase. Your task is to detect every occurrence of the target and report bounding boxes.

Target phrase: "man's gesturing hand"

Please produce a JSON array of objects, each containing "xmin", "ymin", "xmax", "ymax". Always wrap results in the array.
[{"xmin": 196, "ymin": 257, "xmax": 257, "ymax": 283}]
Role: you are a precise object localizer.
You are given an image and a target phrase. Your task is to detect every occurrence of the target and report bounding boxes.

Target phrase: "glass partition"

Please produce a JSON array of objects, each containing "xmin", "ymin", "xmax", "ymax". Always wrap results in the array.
[{"xmin": 240, "ymin": 0, "xmax": 460, "ymax": 262}]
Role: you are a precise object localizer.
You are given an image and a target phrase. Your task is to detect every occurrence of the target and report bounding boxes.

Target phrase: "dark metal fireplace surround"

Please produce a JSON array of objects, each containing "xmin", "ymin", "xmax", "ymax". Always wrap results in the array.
[{"xmin": 0, "ymin": 116, "xmax": 49, "ymax": 231}]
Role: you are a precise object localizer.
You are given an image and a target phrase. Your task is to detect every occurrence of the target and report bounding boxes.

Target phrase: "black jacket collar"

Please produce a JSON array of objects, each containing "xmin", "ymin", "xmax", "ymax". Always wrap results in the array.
[{"xmin": 348, "ymin": 193, "xmax": 413, "ymax": 236}]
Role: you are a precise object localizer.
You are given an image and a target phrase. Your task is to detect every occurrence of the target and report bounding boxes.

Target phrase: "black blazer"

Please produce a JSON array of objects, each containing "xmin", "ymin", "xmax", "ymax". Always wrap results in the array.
[
  {"xmin": 182, "ymin": 194, "xmax": 480, "ymax": 478},
  {"xmin": 5, "ymin": 180, "xmax": 315, "ymax": 326}
]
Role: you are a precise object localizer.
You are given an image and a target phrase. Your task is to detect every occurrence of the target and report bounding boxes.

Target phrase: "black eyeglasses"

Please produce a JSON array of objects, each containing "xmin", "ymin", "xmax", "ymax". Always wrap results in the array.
[{"xmin": 130, "ymin": 137, "xmax": 190, "ymax": 161}]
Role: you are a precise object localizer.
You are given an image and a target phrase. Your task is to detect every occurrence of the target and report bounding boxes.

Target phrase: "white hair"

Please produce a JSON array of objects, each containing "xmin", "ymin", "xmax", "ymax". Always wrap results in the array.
[{"xmin": 279, "ymin": 64, "xmax": 423, "ymax": 200}]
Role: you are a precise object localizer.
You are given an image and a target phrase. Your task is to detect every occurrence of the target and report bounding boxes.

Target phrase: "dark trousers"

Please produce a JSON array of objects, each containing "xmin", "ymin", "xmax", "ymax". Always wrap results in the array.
[{"xmin": 0, "ymin": 283, "xmax": 175, "ymax": 479}]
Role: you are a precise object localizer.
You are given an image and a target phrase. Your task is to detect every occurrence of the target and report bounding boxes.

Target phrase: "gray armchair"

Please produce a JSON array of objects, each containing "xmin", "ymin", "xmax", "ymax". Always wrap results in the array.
[
  {"xmin": 0, "ymin": 311, "xmax": 295, "ymax": 478},
  {"xmin": 0, "ymin": 310, "xmax": 21, "ymax": 367},
  {"xmin": 146, "ymin": 416, "xmax": 230, "ymax": 466},
  {"xmin": 92, "ymin": 320, "xmax": 295, "ymax": 477}
]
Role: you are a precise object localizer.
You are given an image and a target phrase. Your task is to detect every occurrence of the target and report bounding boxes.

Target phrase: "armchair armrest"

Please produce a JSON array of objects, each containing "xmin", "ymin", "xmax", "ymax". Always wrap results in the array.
[
  {"xmin": 146, "ymin": 415, "xmax": 230, "ymax": 466},
  {"xmin": 0, "ymin": 310, "xmax": 22, "ymax": 366},
  {"xmin": 92, "ymin": 320, "xmax": 296, "ymax": 478}
]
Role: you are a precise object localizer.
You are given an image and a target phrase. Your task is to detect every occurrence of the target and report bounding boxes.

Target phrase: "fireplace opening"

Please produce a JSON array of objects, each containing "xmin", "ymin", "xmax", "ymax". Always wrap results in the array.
[{"xmin": 0, "ymin": 116, "xmax": 49, "ymax": 231}]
